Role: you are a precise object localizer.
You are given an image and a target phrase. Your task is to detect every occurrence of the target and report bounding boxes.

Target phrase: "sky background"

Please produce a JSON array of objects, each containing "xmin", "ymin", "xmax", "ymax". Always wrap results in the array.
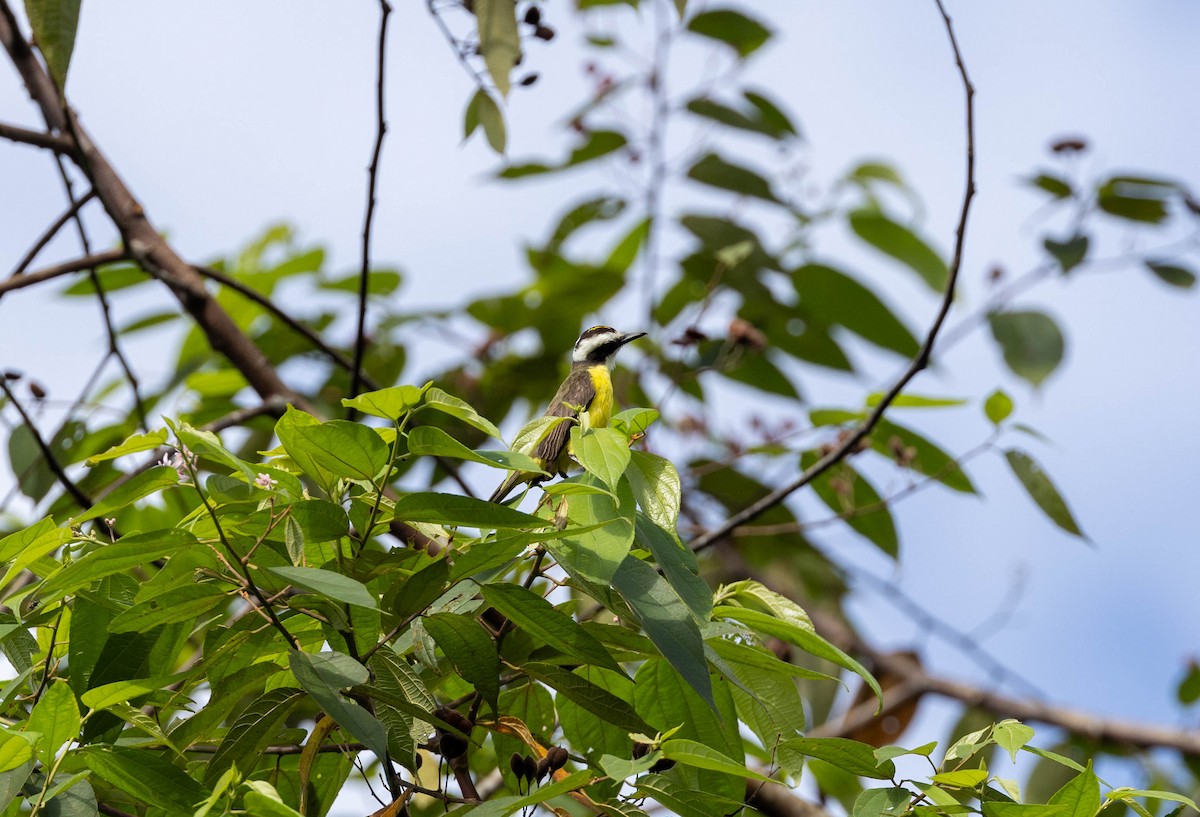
[{"xmin": 2, "ymin": 1, "xmax": 1200, "ymax": 811}]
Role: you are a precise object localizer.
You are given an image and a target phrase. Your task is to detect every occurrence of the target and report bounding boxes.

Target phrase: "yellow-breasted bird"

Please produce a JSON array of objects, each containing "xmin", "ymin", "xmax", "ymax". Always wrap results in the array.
[{"xmin": 489, "ymin": 326, "xmax": 646, "ymax": 503}]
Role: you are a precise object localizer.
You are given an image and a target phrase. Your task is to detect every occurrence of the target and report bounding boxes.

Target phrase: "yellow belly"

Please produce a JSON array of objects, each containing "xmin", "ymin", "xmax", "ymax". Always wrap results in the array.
[{"xmin": 585, "ymin": 366, "xmax": 614, "ymax": 429}]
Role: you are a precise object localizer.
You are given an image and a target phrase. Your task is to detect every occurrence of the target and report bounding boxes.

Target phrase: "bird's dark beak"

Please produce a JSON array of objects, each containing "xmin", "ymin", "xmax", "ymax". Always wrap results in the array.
[{"xmin": 619, "ymin": 331, "xmax": 647, "ymax": 347}]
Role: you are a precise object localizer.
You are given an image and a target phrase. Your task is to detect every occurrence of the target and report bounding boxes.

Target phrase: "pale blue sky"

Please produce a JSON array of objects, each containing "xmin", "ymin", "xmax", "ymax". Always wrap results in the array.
[{"xmin": 2, "ymin": 2, "xmax": 1199, "ymax": 811}]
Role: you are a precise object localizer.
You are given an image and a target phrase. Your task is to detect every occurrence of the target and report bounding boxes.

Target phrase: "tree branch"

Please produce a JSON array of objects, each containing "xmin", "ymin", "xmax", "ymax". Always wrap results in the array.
[
  {"xmin": 689, "ymin": 0, "xmax": 977, "ymax": 554},
  {"xmin": 9, "ymin": 188, "xmax": 96, "ymax": 276},
  {"xmin": 350, "ymin": 0, "xmax": 393, "ymax": 408},
  {"xmin": 0, "ymin": 379, "xmax": 91, "ymax": 509},
  {"xmin": 0, "ymin": 248, "xmax": 126, "ymax": 297},
  {"xmin": 0, "ymin": 119, "xmax": 72, "ymax": 152}
]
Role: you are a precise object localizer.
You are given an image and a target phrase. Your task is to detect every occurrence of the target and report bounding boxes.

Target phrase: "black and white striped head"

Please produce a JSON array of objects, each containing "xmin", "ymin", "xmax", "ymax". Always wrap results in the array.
[{"xmin": 572, "ymin": 326, "xmax": 646, "ymax": 366}]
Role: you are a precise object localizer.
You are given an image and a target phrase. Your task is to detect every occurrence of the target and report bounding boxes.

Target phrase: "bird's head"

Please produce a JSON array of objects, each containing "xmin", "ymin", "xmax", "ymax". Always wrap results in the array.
[{"xmin": 572, "ymin": 326, "xmax": 646, "ymax": 366}]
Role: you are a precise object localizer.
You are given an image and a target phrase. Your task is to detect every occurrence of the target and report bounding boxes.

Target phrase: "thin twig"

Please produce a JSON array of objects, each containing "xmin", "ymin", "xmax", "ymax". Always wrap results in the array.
[
  {"xmin": 350, "ymin": 0, "xmax": 393, "ymax": 409},
  {"xmin": 192, "ymin": 264, "xmax": 379, "ymax": 390},
  {"xmin": 690, "ymin": 0, "xmax": 976, "ymax": 553},
  {"xmin": 9, "ymin": 188, "xmax": 96, "ymax": 276},
  {"xmin": 0, "ymin": 248, "xmax": 127, "ymax": 297},
  {"xmin": 0, "ymin": 380, "xmax": 92, "ymax": 509},
  {"xmin": 0, "ymin": 119, "xmax": 73, "ymax": 152}
]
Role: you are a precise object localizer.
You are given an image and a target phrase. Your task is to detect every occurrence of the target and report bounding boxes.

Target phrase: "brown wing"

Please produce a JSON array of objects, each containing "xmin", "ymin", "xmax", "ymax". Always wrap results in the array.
[{"xmin": 533, "ymin": 368, "xmax": 595, "ymax": 472}]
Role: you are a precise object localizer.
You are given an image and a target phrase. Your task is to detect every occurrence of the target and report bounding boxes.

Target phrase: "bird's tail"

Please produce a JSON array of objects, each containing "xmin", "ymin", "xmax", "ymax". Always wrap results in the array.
[{"xmin": 488, "ymin": 471, "xmax": 524, "ymax": 504}]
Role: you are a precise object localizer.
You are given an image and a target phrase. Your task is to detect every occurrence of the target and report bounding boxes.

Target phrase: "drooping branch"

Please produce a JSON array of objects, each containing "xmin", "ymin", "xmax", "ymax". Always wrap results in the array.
[
  {"xmin": 0, "ymin": 379, "xmax": 91, "ymax": 509},
  {"xmin": 0, "ymin": 248, "xmax": 126, "ymax": 296},
  {"xmin": 9, "ymin": 188, "xmax": 95, "ymax": 275},
  {"xmin": 689, "ymin": 0, "xmax": 977, "ymax": 554}
]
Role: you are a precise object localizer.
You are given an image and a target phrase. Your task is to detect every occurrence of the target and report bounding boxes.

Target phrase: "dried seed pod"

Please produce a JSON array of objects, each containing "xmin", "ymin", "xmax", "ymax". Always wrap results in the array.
[
  {"xmin": 545, "ymin": 746, "xmax": 569, "ymax": 772},
  {"xmin": 533, "ymin": 24, "xmax": 555, "ymax": 41},
  {"xmin": 1050, "ymin": 136, "xmax": 1087, "ymax": 154},
  {"xmin": 523, "ymin": 5, "xmax": 541, "ymax": 25},
  {"xmin": 439, "ymin": 732, "xmax": 468, "ymax": 759},
  {"xmin": 509, "ymin": 752, "xmax": 526, "ymax": 780},
  {"xmin": 29, "ymin": 381, "xmax": 46, "ymax": 399},
  {"xmin": 519, "ymin": 73, "xmax": 539, "ymax": 87},
  {"xmin": 535, "ymin": 755, "xmax": 552, "ymax": 782},
  {"xmin": 522, "ymin": 754, "xmax": 538, "ymax": 783},
  {"xmin": 649, "ymin": 758, "xmax": 677, "ymax": 773},
  {"xmin": 631, "ymin": 741, "xmax": 651, "ymax": 760}
]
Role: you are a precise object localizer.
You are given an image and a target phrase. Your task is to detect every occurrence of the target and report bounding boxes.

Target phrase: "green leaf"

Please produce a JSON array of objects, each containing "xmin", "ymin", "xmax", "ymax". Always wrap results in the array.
[
  {"xmin": 854, "ymin": 787, "xmax": 913, "ymax": 817},
  {"xmin": 804, "ymin": 456, "xmax": 898, "ymax": 558},
  {"xmin": 661, "ymin": 739, "xmax": 772, "ymax": 782},
  {"xmin": 870, "ymin": 419, "xmax": 977, "ymax": 493},
  {"xmin": 481, "ymin": 583, "xmax": 622, "ymax": 673},
  {"xmin": 407, "ymin": 426, "xmax": 543, "ymax": 473},
  {"xmin": 865, "ymin": 393, "xmax": 965, "ymax": 409},
  {"xmin": 0, "ymin": 734, "xmax": 34, "ymax": 775},
  {"xmin": 290, "ymin": 651, "xmax": 389, "ymax": 759},
  {"xmin": 423, "ymin": 387, "xmax": 504, "ymax": 440},
  {"xmin": 84, "ymin": 429, "xmax": 169, "ymax": 465},
  {"xmin": 475, "ymin": 0, "xmax": 520, "ymax": 96},
  {"xmin": 424, "ymin": 612, "xmax": 500, "ymax": 714},
  {"xmin": 24, "ymin": 0, "xmax": 81, "ymax": 87},
  {"xmin": 27, "ymin": 681, "xmax": 80, "ymax": 766},
  {"xmin": 1145, "ymin": 260, "xmax": 1196, "ymax": 289},
  {"xmin": 524, "ymin": 662, "xmax": 652, "ymax": 734},
  {"xmin": 268, "ymin": 566, "xmax": 378, "ymax": 609},
  {"xmin": 394, "ymin": 492, "xmax": 548, "ymax": 529},
  {"xmin": 244, "ymin": 780, "xmax": 306, "ymax": 817},
  {"xmin": 1097, "ymin": 176, "xmax": 1172, "ymax": 224},
  {"xmin": 687, "ymin": 153, "xmax": 779, "ymax": 203},
  {"xmin": 71, "ymin": 465, "xmax": 178, "ymax": 524},
  {"xmin": 987, "ymin": 310, "xmax": 1065, "ymax": 388},
  {"xmin": 849, "ymin": 209, "xmax": 948, "ymax": 291},
  {"xmin": 37, "ymin": 529, "xmax": 197, "ymax": 601},
  {"xmin": 794, "ymin": 265, "xmax": 919, "ymax": 358},
  {"xmin": 203, "ymin": 687, "xmax": 306, "ymax": 786},
  {"xmin": 499, "ymin": 131, "xmax": 628, "ymax": 179},
  {"xmin": 108, "ymin": 583, "xmax": 228, "ymax": 633},
  {"xmin": 1028, "ymin": 173, "xmax": 1073, "ymax": 199},
  {"xmin": 572, "ymin": 427, "xmax": 631, "ymax": 489},
  {"xmin": 686, "ymin": 8, "xmax": 772, "ymax": 58},
  {"xmin": 464, "ymin": 89, "xmax": 507, "ymax": 154},
  {"xmin": 341, "ymin": 384, "xmax": 428, "ymax": 421},
  {"xmin": 546, "ymin": 475, "xmax": 635, "ymax": 587},
  {"xmin": 1107, "ymin": 789, "xmax": 1200, "ymax": 813},
  {"xmin": 281, "ymin": 414, "xmax": 390, "ymax": 482},
  {"xmin": 685, "ymin": 96, "xmax": 794, "ymax": 140},
  {"xmin": 635, "ymin": 515, "xmax": 710, "ymax": 621},
  {"xmin": 612, "ymin": 555, "xmax": 714, "ymax": 709},
  {"xmin": 83, "ymin": 745, "xmax": 210, "ymax": 812},
  {"xmin": 984, "ymin": 390, "xmax": 1014, "ymax": 425},
  {"xmin": 465, "ymin": 770, "xmax": 595, "ymax": 817},
  {"xmin": 1004, "ymin": 449, "xmax": 1085, "ymax": 537},
  {"xmin": 713, "ymin": 605, "xmax": 882, "ymax": 705},
  {"xmin": 1044, "ymin": 234, "xmax": 1089, "ymax": 274},
  {"xmin": 81, "ymin": 672, "xmax": 188, "ymax": 710},
  {"xmin": 392, "ymin": 557, "xmax": 451, "ymax": 620},
  {"xmin": 626, "ymin": 452, "xmax": 681, "ymax": 534},
  {"xmin": 782, "ymin": 737, "xmax": 895, "ymax": 780},
  {"xmin": 1049, "ymin": 764, "xmax": 1101, "ymax": 817},
  {"xmin": 933, "ymin": 769, "xmax": 989, "ymax": 788},
  {"xmin": 983, "ymin": 807, "xmax": 1069, "ymax": 817},
  {"xmin": 993, "ymin": 719, "xmax": 1035, "ymax": 763},
  {"xmin": 1177, "ymin": 662, "xmax": 1200, "ymax": 705},
  {"xmin": 0, "ymin": 761, "xmax": 33, "ymax": 810}
]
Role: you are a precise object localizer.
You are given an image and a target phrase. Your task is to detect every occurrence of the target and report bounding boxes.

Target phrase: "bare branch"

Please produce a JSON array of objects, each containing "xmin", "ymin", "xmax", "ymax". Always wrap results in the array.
[
  {"xmin": 350, "ymin": 0, "xmax": 394, "ymax": 408},
  {"xmin": 0, "ymin": 248, "xmax": 126, "ymax": 296},
  {"xmin": 0, "ymin": 379, "xmax": 91, "ymax": 510},
  {"xmin": 690, "ymin": 0, "xmax": 977, "ymax": 554},
  {"xmin": 9, "ymin": 188, "xmax": 96, "ymax": 275},
  {"xmin": 0, "ymin": 120, "xmax": 72, "ymax": 152}
]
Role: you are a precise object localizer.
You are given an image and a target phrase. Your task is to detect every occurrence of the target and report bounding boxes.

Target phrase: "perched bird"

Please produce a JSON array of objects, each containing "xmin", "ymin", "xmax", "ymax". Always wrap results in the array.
[{"xmin": 489, "ymin": 326, "xmax": 646, "ymax": 503}]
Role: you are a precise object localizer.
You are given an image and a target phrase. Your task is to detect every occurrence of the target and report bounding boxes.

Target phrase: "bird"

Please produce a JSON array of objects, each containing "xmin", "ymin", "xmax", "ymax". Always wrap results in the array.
[{"xmin": 489, "ymin": 326, "xmax": 646, "ymax": 503}]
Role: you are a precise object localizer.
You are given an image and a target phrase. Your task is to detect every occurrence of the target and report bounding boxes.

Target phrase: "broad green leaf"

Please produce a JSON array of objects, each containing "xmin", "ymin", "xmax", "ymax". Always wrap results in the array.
[
  {"xmin": 612, "ymin": 554, "xmax": 713, "ymax": 708},
  {"xmin": 557, "ymin": 666, "xmax": 636, "ymax": 770},
  {"xmin": 464, "ymin": 89, "xmax": 507, "ymax": 154},
  {"xmin": 635, "ymin": 774, "xmax": 747, "ymax": 817},
  {"xmin": 24, "ymin": 0, "xmax": 81, "ymax": 87},
  {"xmin": 341, "ymin": 384, "xmax": 427, "ymax": 421},
  {"xmin": 572, "ymin": 426, "xmax": 631, "ymax": 489},
  {"xmin": 661, "ymin": 739, "xmax": 772, "ymax": 781},
  {"xmin": 464, "ymin": 770, "xmax": 594, "ymax": 817},
  {"xmin": 392, "ymin": 557, "xmax": 451, "ymax": 619},
  {"xmin": 547, "ymin": 476, "xmax": 635, "ymax": 588},
  {"xmin": 865, "ymin": 393, "xmax": 965, "ymax": 409},
  {"xmin": 1028, "ymin": 173, "xmax": 1073, "ymax": 199},
  {"xmin": 686, "ymin": 8, "xmax": 772, "ymax": 58},
  {"xmin": 0, "ymin": 520, "xmax": 70, "ymax": 587},
  {"xmin": 1107, "ymin": 789, "xmax": 1199, "ymax": 812},
  {"xmin": 422, "ymin": 387, "xmax": 504, "ymax": 440},
  {"xmin": 985, "ymin": 390, "xmax": 1014, "ymax": 425},
  {"xmin": 285, "ymin": 417, "xmax": 389, "ymax": 482},
  {"xmin": 244, "ymin": 780, "xmax": 305, "ymax": 817},
  {"xmin": 289, "ymin": 651, "xmax": 388, "ymax": 759},
  {"xmin": 37, "ymin": 529, "xmax": 197, "ymax": 601},
  {"xmin": 782, "ymin": 737, "xmax": 895, "ymax": 780},
  {"xmin": 1044, "ymin": 235, "xmax": 1089, "ymax": 274},
  {"xmin": 854, "ymin": 787, "xmax": 912, "ymax": 817},
  {"xmin": 849, "ymin": 209, "xmax": 948, "ymax": 291},
  {"xmin": 712, "ymin": 605, "xmax": 882, "ymax": 705},
  {"xmin": 933, "ymin": 769, "xmax": 989, "ymax": 788},
  {"xmin": 81, "ymin": 672, "xmax": 190, "ymax": 711},
  {"xmin": 635, "ymin": 515, "xmax": 710, "ymax": 621},
  {"xmin": 1097, "ymin": 176, "xmax": 1172, "ymax": 224},
  {"xmin": 0, "ymin": 733, "xmax": 34, "ymax": 774},
  {"xmin": 870, "ymin": 418, "xmax": 977, "ymax": 493},
  {"xmin": 804, "ymin": 454, "xmax": 897, "ymax": 558},
  {"xmin": 407, "ymin": 426, "xmax": 543, "ymax": 473},
  {"xmin": 795, "ymin": 265, "xmax": 919, "ymax": 358},
  {"xmin": 369, "ymin": 646, "xmax": 437, "ymax": 770},
  {"xmin": 203, "ymin": 687, "xmax": 306, "ymax": 786},
  {"xmin": 481, "ymin": 583, "xmax": 622, "ymax": 673},
  {"xmin": 687, "ymin": 153, "xmax": 779, "ymax": 203},
  {"xmin": 0, "ymin": 761, "xmax": 32, "ymax": 810},
  {"xmin": 27, "ymin": 681, "xmax": 80, "ymax": 765},
  {"xmin": 83, "ymin": 745, "xmax": 210, "ymax": 812},
  {"xmin": 0, "ymin": 516, "xmax": 57, "ymax": 563},
  {"xmin": 394, "ymin": 492, "xmax": 548, "ymax": 529},
  {"xmin": 268, "ymin": 566, "xmax": 377, "ymax": 609},
  {"xmin": 524, "ymin": 662, "xmax": 652, "ymax": 734},
  {"xmin": 1145, "ymin": 260, "xmax": 1196, "ymax": 289},
  {"xmin": 685, "ymin": 93, "xmax": 795, "ymax": 140},
  {"xmin": 475, "ymin": 0, "xmax": 520, "ymax": 96},
  {"xmin": 1004, "ymin": 449, "xmax": 1085, "ymax": 537},
  {"xmin": 1178, "ymin": 662, "xmax": 1200, "ymax": 705},
  {"xmin": 626, "ymin": 452, "xmax": 683, "ymax": 537},
  {"xmin": 424, "ymin": 612, "xmax": 500, "ymax": 714},
  {"xmin": 873, "ymin": 742, "xmax": 938, "ymax": 764},
  {"xmin": 84, "ymin": 429, "xmax": 169, "ymax": 465},
  {"xmin": 1049, "ymin": 764, "xmax": 1101, "ymax": 817},
  {"xmin": 983, "ymin": 806, "xmax": 1068, "ymax": 817},
  {"xmin": 107, "ymin": 583, "xmax": 229, "ymax": 633},
  {"xmin": 71, "ymin": 466, "xmax": 178, "ymax": 524},
  {"xmin": 499, "ymin": 131, "xmax": 628, "ymax": 179},
  {"xmin": 994, "ymin": 719, "xmax": 1035, "ymax": 763}
]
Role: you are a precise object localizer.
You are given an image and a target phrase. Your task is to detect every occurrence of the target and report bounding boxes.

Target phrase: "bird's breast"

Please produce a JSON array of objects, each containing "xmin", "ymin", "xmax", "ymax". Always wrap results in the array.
[{"xmin": 585, "ymin": 366, "xmax": 614, "ymax": 429}]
